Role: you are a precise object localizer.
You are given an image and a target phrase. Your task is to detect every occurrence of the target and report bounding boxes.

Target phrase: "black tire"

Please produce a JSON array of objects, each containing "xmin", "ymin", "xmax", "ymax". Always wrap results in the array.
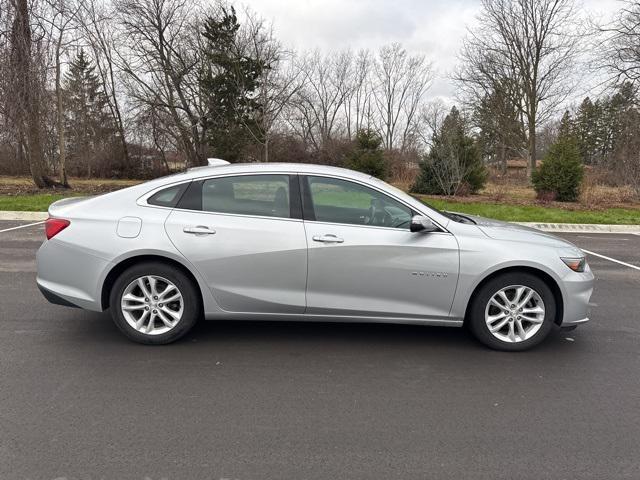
[
  {"xmin": 109, "ymin": 261, "xmax": 201, "ymax": 345},
  {"xmin": 467, "ymin": 272, "xmax": 556, "ymax": 351}
]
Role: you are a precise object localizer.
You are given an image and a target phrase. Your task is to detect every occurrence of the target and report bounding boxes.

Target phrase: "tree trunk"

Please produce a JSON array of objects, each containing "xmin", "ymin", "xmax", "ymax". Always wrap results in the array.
[
  {"xmin": 26, "ymin": 105, "xmax": 49, "ymax": 188},
  {"xmin": 499, "ymin": 143, "xmax": 507, "ymax": 174},
  {"xmin": 527, "ymin": 119, "xmax": 537, "ymax": 179},
  {"xmin": 55, "ymin": 40, "xmax": 69, "ymax": 188},
  {"xmin": 12, "ymin": 0, "xmax": 61, "ymax": 189},
  {"xmin": 107, "ymin": 64, "xmax": 131, "ymax": 173}
]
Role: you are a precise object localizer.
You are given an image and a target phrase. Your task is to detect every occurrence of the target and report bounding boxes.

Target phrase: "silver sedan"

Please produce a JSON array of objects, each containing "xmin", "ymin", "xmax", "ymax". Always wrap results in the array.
[{"xmin": 36, "ymin": 161, "xmax": 594, "ymax": 351}]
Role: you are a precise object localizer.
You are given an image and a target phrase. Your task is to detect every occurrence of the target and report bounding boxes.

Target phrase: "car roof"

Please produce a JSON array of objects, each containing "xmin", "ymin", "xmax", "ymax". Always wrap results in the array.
[{"xmin": 181, "ymin": 162, "xmax": 374, "ymax": 182}]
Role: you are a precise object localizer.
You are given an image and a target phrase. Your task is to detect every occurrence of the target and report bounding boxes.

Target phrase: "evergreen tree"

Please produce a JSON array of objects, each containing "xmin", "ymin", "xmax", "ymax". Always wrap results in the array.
[
  {"xmin": 473, "ymin": 84, "xmax": 525, "ymax": 173},
  {"xmin": 200, "ymin": 7, "xmax": 267, "ymax": 162},
  {"xmin": 557, "ymin": 111, "xmax": 574, "ymax": 139},
  {"xmin": 63, "ymin": 49, "xmax": 113, "ymax": 177},
  {"xmin": 606, "ymin": 83, "xmax": 637, "ymax": 157},
  {"xmin": 532, "ymin": 116, "xmax": 584, "ymax": 202},
  {"xmin": 412, "ymin": 107, "xmax": 487, "ymax": 195},
  {"xmin": 574, "ymin": 97, "xmax": 601, "ymax": 165},
  {"xmin": 345, "ymin": 129, "xmax": 387, "ymax": 179}
]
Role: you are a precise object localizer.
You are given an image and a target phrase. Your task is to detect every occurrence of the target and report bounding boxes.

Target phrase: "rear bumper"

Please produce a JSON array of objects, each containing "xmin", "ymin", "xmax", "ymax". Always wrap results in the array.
[
  {"xmin": 36, "ymin": 239, "xmax": 109, "ymax": 312},
  {"xmin": 37, "ymin": 283, "xmax": 80, "ymax": 308}
]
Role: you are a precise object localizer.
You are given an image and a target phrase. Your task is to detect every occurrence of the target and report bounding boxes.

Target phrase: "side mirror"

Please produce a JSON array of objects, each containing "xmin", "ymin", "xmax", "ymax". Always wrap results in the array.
[{"xmin": 410, "ymin": 215, "xmax": 438, "ymax": 233}]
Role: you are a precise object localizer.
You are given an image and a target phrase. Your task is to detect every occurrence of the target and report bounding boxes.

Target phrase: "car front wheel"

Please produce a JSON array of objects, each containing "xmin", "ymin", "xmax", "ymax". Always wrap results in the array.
[
  {"xmin": 109, "ymin": 262, "xmax": 201, "ymax": 345},
  {"xmin": 468, "ymin": 272, "xmax": 556, "ymax": 351}
]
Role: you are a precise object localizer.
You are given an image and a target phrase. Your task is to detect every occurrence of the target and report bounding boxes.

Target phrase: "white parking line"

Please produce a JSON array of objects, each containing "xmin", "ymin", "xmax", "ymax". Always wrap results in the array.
[
  {"xmin": 582, "ymin": 249, "xmax": 640, "ymax": 272},
  {"xmin": 0, "ymin": 221, "xmax": 44, "ymax": 234}
]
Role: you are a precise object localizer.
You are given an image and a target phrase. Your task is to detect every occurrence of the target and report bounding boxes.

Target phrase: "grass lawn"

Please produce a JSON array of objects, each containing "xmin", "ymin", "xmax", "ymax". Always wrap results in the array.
[
  {"xmin": 0, "ymin": 193, "xmax": 88, "ymax": 212},
  {"xmin": 422, "ymin": 197, "xmax": 640, "ymax": 225}
]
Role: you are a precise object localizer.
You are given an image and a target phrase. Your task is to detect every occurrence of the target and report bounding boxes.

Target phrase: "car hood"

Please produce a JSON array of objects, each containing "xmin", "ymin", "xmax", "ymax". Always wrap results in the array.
[{"xmin": 456, "ymin": 213, "xmax": 583, "ymax": 253}]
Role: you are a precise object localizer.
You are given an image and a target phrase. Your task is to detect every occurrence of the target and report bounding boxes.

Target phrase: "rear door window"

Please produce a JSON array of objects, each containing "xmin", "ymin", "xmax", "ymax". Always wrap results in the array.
[{"xmin": 199, "ymin": 175, "xmax": 292, "ymax": 218}]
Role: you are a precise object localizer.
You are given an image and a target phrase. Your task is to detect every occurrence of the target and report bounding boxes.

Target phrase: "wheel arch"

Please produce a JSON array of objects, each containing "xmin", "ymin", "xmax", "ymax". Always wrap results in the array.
[
  {"xmin": 464, "ymin": 266, "xmax": 564, "ymax": 326},
  {"xmin": 101, "ymin": 254, "xmax": 204, "ymax": 311}
]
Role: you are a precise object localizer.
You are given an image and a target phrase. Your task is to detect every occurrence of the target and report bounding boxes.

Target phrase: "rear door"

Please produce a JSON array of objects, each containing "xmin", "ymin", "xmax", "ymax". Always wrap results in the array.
[
  {"xmin": 165, "ymin": 173, "xmax": 307, "ymax": 314},
  {"xmin": 301, "ymin": 175, "xmax": 459, "ymax": 320}
]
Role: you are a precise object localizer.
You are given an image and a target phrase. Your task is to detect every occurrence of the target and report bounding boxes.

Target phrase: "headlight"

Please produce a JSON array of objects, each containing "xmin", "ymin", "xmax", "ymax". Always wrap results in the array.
[{"xmin": 561, "ymin": 257, "xmax": 586, "ymax": 272}]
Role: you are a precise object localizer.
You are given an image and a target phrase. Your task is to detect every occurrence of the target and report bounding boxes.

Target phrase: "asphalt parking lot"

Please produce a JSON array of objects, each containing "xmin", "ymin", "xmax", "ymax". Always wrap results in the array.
[{"xmin": 1, "ymin": 220, "xmax": 639, "ymax": 479}]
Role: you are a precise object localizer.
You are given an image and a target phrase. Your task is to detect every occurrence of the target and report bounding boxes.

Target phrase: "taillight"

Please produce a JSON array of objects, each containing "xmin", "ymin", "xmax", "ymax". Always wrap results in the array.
[{"xmin": 45, "ymin": 218, "xmax": 70, "ymax": 240}]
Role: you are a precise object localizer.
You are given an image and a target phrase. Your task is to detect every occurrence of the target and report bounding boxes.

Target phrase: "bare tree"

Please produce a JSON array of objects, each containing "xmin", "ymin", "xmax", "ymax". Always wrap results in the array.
[
  {"xmin": 372, "ymin": 43, "xmax": 433, "ymax": 151},
  {"xmin": 39, "ymin": 0, "xmax": 82, "ymax": 187},
  {"xmin": 4, "ymin": 0, "xmax": 60, "ymax": 187},
  {"xmin": 114, "ymin": 0, "xmax": 207, "ymax": 168},
  {"xmin": 291, "ymin": 49, "xmax": 353, "ymax": 152},
  {"xmin": 456, "ymin": 0, "xmax": 582, "ymax": 176},
  {"xmin": 232, "ymin": 9, "xmax": 300, "ymax": 162},
  {"xmin": 342, "ymin": 49, "xmax": 374, "ymax": 140},
  {"xmin": 78, "ymin": 0, "xmax": 131, "ymax": 171},
  {"xmin": 416, "ymin": 98, "xmax": 449, "ymax": 149},
  {"xmin": 599, "ymin": 1, "xmax": 640, "ymax": 86}
]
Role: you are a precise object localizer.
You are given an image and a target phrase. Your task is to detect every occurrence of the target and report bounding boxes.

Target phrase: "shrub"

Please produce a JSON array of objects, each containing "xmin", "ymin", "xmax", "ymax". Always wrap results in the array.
[
  {"xmin": 411, "ymin": 107, "xmax": 487, "ymax": 195},
  {"xmin": 532, "ymin": 137, "xmax": 584, "ymax": 202},
  {"xmin": 345, "ymin": 129, "xmax": 388, "ymax": 179}
]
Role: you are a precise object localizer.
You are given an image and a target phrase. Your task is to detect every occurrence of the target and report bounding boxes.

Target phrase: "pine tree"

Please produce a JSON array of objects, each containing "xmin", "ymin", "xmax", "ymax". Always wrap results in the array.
[
  {"xmin": 200, "ymin": 7, "xmax": 267, "ymax": 162},
  {"xmin": 473, "ymin": 85, "xmax": 525, "ymax": 173},
  {"xmin": 412, "ymin": 107, "xmax": 487, "ymax": 196},
  {"xmin": 533, "ymin": 112, "xmax": 584, "ymax": 202},
  {"xmin": 345, "ymin": 129, "xmax": 387, "ymax": 179},
  {"xmin": 574, "ymin": 97, "xmax": 601, "ymax": 165},
  {"xmin": 63, "ymin": 49, "xmax": 113, "ymax": 177}
]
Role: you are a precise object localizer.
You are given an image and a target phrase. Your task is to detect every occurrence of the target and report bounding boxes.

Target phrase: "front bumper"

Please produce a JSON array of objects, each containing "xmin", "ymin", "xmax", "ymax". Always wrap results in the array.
[
  {"xmin": 561, "ymin": 316, "xmax": 589, "ymax": 327},
  {"xmin": 559, "ymin": 267, "xmax": 594, "ymax": 327}
]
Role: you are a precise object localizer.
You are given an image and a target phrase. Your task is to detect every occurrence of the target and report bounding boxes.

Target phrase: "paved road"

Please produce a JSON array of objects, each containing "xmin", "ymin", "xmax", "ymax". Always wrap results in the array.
[{"xmin": 1, "ymin": 221, "xmax": 639, "ymax": 480}]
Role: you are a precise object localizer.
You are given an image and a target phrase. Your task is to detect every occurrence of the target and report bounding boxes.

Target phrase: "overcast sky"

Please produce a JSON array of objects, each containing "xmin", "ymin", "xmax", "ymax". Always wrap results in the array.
[{"xmin": 242, "ymin": 0, "xmax": 622, "ymax": 103}]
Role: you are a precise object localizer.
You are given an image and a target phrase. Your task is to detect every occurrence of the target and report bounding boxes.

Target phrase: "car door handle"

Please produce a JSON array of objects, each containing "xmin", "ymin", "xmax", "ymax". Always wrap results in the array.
[
  {"xmin": 312, "ymin": 234, "xmax": 344, "ymax": 243},
  {"xmin": 183, "ymin": 225, "xmax": 216, "ymax": 235}
]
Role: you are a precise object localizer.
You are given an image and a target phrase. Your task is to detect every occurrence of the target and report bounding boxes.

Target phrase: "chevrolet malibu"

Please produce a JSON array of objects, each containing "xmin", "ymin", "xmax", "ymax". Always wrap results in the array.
[{"xmin": 36, "ymin": 161, "xmax": 594, "ymax": 351}]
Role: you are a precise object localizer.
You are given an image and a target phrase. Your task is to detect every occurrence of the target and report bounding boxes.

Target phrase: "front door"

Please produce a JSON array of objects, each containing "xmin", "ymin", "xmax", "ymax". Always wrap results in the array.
[
  {"xmin": 301, "ymin": 175, "xmax": 459, "ymax": 319},
  {"xmin": 165, "ymin": 174, "xmax": 307, "ymax": 314}
]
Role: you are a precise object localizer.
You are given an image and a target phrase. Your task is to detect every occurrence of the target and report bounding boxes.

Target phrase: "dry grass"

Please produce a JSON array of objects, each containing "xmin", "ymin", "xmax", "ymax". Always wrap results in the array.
[
  {"xmin": 578, "ymin": 175, "xmax": 637, "ymax": 208},
  {"xmin": 392, "ymin": 165, "xmax": 640, "ymax": 213},
  {"xmin": 0, "ymin": 176, "xmax": 141, "ymax": 196}
]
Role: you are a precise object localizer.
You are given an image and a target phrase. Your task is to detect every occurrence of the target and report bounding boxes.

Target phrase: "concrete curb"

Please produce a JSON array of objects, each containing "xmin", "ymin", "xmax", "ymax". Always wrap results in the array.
[
  {"xmin": 0, "ymin": 211, "xmax": 48, "ymax": 221},
  {"xmin": 0, "ymin": 211, "xmax": 639, "ymax": 233},
  {"xmin": 515, "ymin": 222, "xmax": 640, "ymax": 234}
]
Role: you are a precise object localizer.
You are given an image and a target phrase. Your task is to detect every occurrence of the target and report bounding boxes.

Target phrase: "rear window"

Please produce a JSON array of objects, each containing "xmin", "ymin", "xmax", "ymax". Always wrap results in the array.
[{"xmin": 147, "ymin": 183, "xmax": 188, "ymax": 207}]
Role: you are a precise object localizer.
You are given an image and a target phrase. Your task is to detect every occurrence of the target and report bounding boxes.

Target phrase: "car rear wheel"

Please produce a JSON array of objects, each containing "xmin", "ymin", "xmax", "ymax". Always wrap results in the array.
[
  {"xmin": 468, "ymin": 272, "xmax": 556, "ymax": 351},
  {"xmin": 109, "ymin": 262, "xmax": 201, "ymax": 344}
]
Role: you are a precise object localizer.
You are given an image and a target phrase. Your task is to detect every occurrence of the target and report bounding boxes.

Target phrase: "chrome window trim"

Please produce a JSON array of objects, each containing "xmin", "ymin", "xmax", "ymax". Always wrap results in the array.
[
  {"xmin": 138, "ymin": 171, "xmax": 300, "ymax": 222},
  {"xmin": 137, "ymin": 171, "xmax": 296, "ymax": 205},
  {"xmin": 168, "ymin": 207, "xmax": 304, "ymax": 223},
  {"xmin": 137, "ymin": 170, "xmax": 449, "ymax": 233},
  {"xmin": 303, "ymin": 219, "xmax": 452, "ymax": 235}
]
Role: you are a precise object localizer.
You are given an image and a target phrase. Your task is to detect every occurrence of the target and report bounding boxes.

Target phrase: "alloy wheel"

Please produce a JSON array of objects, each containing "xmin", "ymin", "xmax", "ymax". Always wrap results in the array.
[
  {"xmin": 484, "ymin": 285, "xmax": 545, "ymax": 343},
  {"xmin": 120, "ymin": 275, "xmax": 184, "ymax": 335}
]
